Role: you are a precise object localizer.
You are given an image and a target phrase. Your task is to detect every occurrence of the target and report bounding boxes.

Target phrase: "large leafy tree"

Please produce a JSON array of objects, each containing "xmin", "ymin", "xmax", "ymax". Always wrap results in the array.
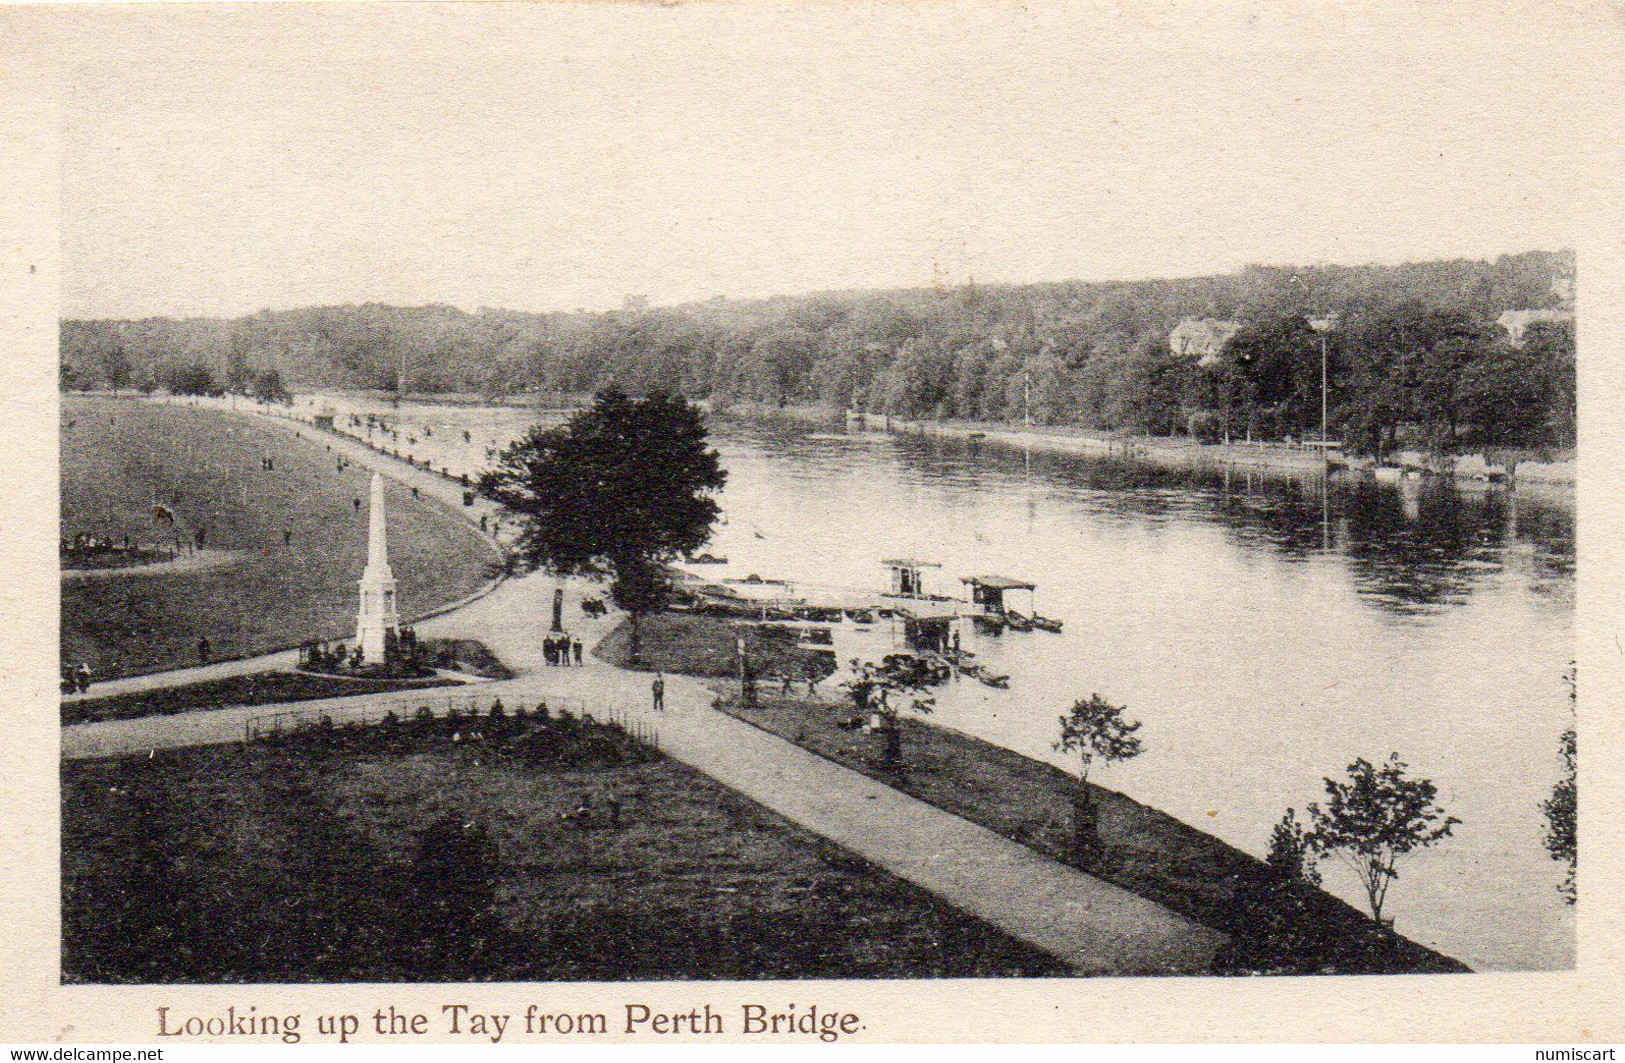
[
  {"xmin": 479, "ymin": 388, "xmax": 726, "ymax": 660},
  {"xmin": 1054, "ymin": 694, "xmax": 1144, "ymax": 866},
  {"xmin": 1308, "ymin": 754, "xmax": 1459, "ymax": 923},
  {"xmin": 1226, "ymin": 315, "xmax": 1323, "ymax": 439}
]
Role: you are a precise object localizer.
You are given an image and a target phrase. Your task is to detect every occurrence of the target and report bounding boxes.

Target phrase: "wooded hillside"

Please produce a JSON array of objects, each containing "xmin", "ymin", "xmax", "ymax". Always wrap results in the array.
[{"xmin": 62, "ymin": 249, "xmax": 1575, "ymax": 456}]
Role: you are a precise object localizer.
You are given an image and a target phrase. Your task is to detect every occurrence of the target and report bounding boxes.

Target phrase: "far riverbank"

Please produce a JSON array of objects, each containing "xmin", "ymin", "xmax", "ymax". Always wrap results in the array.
[{"xmin": 708, "ymin": 400, "xmax": 1576, "ymax": 492}]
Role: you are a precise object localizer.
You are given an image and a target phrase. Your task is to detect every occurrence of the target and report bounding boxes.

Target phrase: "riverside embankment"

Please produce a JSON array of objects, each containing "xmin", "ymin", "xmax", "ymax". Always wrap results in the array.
[{"xmin": 710, "ymin": 401, "xmax": 1576, "ymax": 487}]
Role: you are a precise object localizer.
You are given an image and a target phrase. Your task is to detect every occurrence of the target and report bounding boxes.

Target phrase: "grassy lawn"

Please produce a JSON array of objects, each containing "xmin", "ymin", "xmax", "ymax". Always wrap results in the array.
[
  {"xmin": 63, "ymin": 671, "xmax": 461, "ymax": 726},
  {"xmin": 61, "ymin": 397, "xmax": 499, "ymax": 677},
  {"xmin": 594, "ymin": 612, "xmax": 837, "ymax": 683},
  {"xmin": 716, "ymin": 692, "xmax": 1468, "ymax": 976},
  {"xmin": 62, "ymin": 710, "xmax": 1064, "ymax": 982}
]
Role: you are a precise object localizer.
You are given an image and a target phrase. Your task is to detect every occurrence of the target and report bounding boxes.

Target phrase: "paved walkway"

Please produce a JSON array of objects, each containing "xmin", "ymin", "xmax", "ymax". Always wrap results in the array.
[
  {"xmin": 63, "ymin": 400, "xmax": 1228, "ymax": 975},
  {"xmin": 62, "ymin": 649, "xmax": 302, "ymax": 702}
]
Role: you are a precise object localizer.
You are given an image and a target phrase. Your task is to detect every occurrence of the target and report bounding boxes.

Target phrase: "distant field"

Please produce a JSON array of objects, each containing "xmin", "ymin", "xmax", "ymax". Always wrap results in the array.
[
  {"xmin": 62, "ymin": 397, "xmax": 499, "ymax": 677},
  {"xmin": 62, "ymin": 712, "xmax": 1062, "ymax": 982}
]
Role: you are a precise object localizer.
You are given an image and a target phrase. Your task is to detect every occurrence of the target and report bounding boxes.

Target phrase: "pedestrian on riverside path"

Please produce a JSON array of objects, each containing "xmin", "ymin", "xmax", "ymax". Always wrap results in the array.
[
  {"xmin": 571, "ymin": 636, "xmax": 583, "ymax": 667},
  {"xmin": 75, "ymin": 662, "xmax": 92, "ymax": 694},
  {"xmin": 652, "ymin": 672, "xmax": 665, "ymax": 712},
  {"xmin": 197, "ymin": 636, "xmax": 212, "ymax": 666},
  {"xmin": 353, "ymin": 496, "xmax": 361, "ymax": 512}
]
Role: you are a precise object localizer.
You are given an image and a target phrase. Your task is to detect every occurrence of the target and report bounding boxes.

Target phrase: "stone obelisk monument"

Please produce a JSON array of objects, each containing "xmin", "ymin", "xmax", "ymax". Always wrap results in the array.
[{"xmin": 356, "ymin": 471, "xmax": 399, "ymax": 664}]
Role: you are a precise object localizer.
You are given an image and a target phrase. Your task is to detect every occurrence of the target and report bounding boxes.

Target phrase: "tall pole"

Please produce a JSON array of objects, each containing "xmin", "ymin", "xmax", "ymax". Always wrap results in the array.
[
  {"xmin": 1309, "ymin": 314, "xmax": 1337, "ymax": 471},
  {"xmin": 1320, "ymin": 331, "xmax": 1329, "ymax": 470}
]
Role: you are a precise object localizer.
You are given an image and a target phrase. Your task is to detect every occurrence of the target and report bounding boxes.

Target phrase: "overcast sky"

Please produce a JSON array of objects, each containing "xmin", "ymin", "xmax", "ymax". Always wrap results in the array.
[{"xmin": 55, "ymin": 1, "xmax": 1610, "ymax": 319}]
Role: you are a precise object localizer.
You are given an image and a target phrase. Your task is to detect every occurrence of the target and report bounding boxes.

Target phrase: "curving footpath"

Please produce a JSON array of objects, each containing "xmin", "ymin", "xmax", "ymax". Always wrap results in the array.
[{"xmin": 62, "ymin": 402, "xmax": 1228, "ymax": 976}]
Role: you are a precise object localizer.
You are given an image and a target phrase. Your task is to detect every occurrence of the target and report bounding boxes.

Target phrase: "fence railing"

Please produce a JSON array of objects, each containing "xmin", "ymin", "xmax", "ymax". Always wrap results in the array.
[{"xmin": 242, "ymin": 691, "xmax": 659, "ymax": 750}]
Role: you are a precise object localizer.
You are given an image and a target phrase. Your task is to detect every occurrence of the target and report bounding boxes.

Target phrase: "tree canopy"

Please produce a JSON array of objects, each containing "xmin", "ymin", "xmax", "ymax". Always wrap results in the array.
[
  {"xmin": 61, "ymin": 250, "xmax": 1574, "ymax": 455},
  {"xmin": 1542, "ymin": 666, "xmax": 1577, "ymax": 905},
  {"xmin": 478, "ymin": 388, "xmax": 726, "ymax": 617}
]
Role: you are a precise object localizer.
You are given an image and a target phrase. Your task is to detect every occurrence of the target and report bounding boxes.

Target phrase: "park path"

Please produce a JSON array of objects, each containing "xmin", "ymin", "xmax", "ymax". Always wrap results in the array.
[
  {"xmin": 64, "ymin": 564, "xmax": 1226, "ymax": 975},
  {"xmin": 63, "ymin": 399, "xmax": 1228, "ymax": 975},
  {"xmin": 61, "ymin": 648, "xmax": 301, "ymax": 702}
]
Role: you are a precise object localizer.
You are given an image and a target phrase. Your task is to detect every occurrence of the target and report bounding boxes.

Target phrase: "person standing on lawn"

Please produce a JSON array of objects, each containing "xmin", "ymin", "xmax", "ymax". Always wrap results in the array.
[{"xmin": 652, "ymin": 672, "xmax": 665, "ymax": 712}]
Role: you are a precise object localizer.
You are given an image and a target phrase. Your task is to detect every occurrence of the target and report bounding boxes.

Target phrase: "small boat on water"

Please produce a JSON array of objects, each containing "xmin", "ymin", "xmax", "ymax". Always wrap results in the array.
[
  {"xmin": 976, "ymin": 671, "xmax": 1010, "ymax": 689},
  {"xmin": 687, "ymin": 552, "xmax": 728, "ymax": 564}
]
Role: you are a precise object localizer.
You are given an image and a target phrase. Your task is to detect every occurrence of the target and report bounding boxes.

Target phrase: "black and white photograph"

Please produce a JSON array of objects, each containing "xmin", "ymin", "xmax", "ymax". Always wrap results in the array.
[{"xmin": 3, "ymin": 0, "xmax": 1621, "ymax": 1047}]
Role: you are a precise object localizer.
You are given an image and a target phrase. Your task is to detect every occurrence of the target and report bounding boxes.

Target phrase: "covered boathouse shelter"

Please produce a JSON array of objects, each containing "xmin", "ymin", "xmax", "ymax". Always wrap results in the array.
[
  {"xmin": 960, "ymin": 574, "xmax": 1037, "ymax": 619},
  {"xmin": 882, "ymin": 558, "xmax": 942, "ymax": 598}
]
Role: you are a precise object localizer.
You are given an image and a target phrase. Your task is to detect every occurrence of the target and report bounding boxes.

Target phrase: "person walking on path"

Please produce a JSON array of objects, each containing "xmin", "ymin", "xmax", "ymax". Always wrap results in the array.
[
  {"xmin": 571, "ymin": 636, "xmax": 583, "ymax": 667},
  {"xmin": 652, "ymin": 672, "xmax": 665, "ymax": 712},
  {"xmin": 75, "ymin": 662, "xmax": 92, "ymax": 694},
  {"xmin": 196, "ymin": 636, "xmax": 211, "ymax": 666}
]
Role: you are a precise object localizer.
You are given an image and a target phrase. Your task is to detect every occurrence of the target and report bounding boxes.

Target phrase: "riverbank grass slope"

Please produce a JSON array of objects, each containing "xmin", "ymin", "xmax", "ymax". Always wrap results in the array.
[
  {"xmin": 716, "ymin": 691, "xmax": 1467, "ymax": 976},
  {"xmin": 594, "ymin": 613, "xmax": 837, "ymax": 682}
]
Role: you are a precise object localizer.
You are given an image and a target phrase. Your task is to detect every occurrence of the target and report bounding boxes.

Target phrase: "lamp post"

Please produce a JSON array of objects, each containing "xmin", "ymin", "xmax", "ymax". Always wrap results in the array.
[{"xmin": 1308, "ymin": 314, "xmax": 1340, "ymax": 468}]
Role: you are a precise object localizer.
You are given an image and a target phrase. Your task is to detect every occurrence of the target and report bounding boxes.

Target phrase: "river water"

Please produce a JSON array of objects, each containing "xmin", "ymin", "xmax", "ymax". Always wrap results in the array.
[{"xmin": 294, "ymin": 395, "xmax": 1577, "ymax": 972}]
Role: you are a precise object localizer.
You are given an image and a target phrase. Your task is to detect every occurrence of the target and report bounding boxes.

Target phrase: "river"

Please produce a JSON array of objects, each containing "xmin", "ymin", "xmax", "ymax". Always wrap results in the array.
[{"xmin": 293, "ymin": 394, "xmax": 1577, "ymax": 973}]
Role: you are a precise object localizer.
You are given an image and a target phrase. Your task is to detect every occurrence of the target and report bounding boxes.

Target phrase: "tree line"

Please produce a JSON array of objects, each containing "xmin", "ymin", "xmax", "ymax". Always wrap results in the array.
[{"xmin": 62, "ymin": 249, "xmax": 1573, "ymax": 456}]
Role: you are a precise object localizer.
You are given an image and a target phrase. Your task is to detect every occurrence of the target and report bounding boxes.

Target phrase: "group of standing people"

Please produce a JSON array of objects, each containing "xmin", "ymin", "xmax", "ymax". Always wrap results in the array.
[
  {"xmin": 544, "ymin": 632, "xmax": 583, "ymax": 667},
  {"xmin": 61, "ymin": 662, "xmax": 92, "ymax": 694}
]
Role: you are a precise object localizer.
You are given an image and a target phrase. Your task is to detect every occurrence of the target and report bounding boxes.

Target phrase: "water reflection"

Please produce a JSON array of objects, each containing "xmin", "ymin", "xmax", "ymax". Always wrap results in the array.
[{"xmin": 859, "ymin": 429, "xmax": 1575, "ymax": 619}]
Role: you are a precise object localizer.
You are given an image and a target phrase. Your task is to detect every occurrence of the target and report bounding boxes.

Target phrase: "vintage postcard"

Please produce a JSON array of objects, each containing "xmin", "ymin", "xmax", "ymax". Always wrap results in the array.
[{"xmin": 2, "ymin": 0, "xmax": 1623, "ymax": 1046}]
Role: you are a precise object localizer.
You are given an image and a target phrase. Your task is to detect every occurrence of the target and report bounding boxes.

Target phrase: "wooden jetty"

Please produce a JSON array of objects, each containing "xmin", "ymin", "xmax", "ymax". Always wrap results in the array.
[{"xmin": 961, "ymin": 574, "xmax": 1063, "ymax": 634}]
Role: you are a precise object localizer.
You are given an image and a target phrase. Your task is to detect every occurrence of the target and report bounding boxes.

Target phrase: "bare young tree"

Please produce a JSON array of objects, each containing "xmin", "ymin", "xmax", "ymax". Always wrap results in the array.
[
  {"xmin": 1054, "ymin": 694, "xmax": 1143, "ymax": 866},
  {"xmin": 1308, "ymin": 754, "xmax": 1459, "ymax": 924},
  {"xmin": 842, "ymin": 656, "xmax": 936, "ymax": 766}
]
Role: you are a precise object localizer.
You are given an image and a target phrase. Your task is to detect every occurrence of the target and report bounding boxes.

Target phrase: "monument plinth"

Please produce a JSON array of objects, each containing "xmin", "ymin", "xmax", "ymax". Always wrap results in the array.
[{"xmin": 356, "ymin": 471, "xmax": 400, "ymax": 663}]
